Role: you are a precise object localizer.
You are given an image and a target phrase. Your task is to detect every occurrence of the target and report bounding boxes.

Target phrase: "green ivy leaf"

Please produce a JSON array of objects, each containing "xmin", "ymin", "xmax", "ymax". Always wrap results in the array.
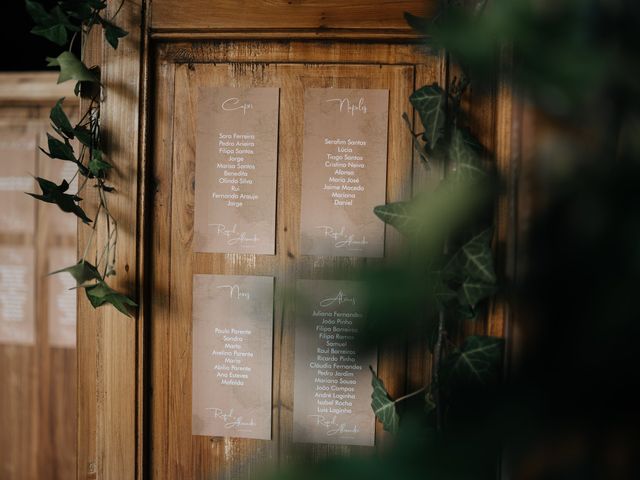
[
  {"xmin": 27, "ymin": 177, "xmax": 91, "ymax": 224},
  {"xmin": 100, "ymin": 18, "xmax": 128, "ymax": 49},
  {"xmin": 458, "ymin": 278, "xmax": 497, "ymax": 308},
  {"xmin": 88, "ymin": 149, "xmax": 111, "ymax": 177},
  {"xmin": 51, "ymin": 260, "xmax": 102, "ymax": 285},
  {"xmin": 50, "ymin": 98, "xmax": 75, "ymax": 138},
  {"xmin": 370, "ymin": 366, "xmax": 399, "ymax": 433},
  {"xmin": 47, "ymin": 52, "xmax": 99, "ymax": 84},
  {"xmin": 42, "ymin": 133, "xmax": 76, "ymax": 161},
  {"xmin": 31, "ymin": 24, "xmax": 67, "ymax": 45},
  {"xmin": 374, "ymin": 201, "xmax": 418, "ymax": 236},
  {"xmin": 25, "ymin": 0, "xmax": 51, "ymax": 25},
  {"xmin": 73, "ymin": 126, "xmax": 92, "ymax": 146},
  {"xmin": 85, "ymin": 281, "xmax": 137, "ymax": 317},
  {"xmin": 410, "ymin": 84, "xmax": 446, "ymax": 149},
  {"xmin": 446, "ymin": 229, "xmax": 496, "ymax": 284},
  {"xmin": 440, "ymin": 335, "xmax": 504, "ymax": 388},
  {"xmin": 450, "ymin": 128, "xmax": 486, "ymax": 182}
]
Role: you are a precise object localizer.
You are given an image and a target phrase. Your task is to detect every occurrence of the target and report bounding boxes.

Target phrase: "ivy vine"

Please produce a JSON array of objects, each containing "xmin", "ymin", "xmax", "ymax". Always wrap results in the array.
[
  {"xmin": 25, "ymin": 0, "xmax": 136, "ymax": 316},
  {"xmin": 370, "ymin": 77, "xmax": 505, "ymax": 431}
]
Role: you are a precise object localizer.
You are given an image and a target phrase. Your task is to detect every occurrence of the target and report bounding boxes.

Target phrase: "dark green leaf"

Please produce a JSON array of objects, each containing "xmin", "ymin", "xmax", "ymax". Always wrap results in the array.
[
  {"xmin": 31, "ymin": 24, "xmax": 67, "ymax": 45},
  {"xmin": 100, "ymin": 18, "xmax": 128, "ymax": 49},
  {"xmin": 25, "ymin": 0, "xmax": 51, "ymax": 25},
  {"xmin": 85, "ymin": 281, "xmax": 137, "ymax": 317},
  {"xmin": 440, "ymin": 336, "xmax": 504, "ymax": 388},
  {"xmin": 42, "ymin": 133, "xmax": 76, "ymax": 161},
  {"xmin": 27, "ymin": 177, "xmax": 91, "ymax": 224},
  {"xmin": 47, "ymin": 52, "xmax": 99, "ymax": 84},
  {"xmin": 450, "ymin": 128, "xmax": 486, "ymax": 182},
  {"xmin": 458, "ymin": 278, "xmax": 497, "ymax": 308},
  {"xmin": 446, "ymin": 229, "xmax": 496, "ymax": 284},
  {"xmin": 88, "ymin": 149, "xmax": 111, "ymax": 177},
  {"xmin": 51, "ymin": 260, "xmax": 102, "ymax": 285},
  {"xmin": 50, "ymin": 5, "xmax": 80, "ymax": 32},
  {"xmin": 50, "ymin": 98, "xmax": 75, "ymax": 138},
  {"xmin": 370, "ymin": 367, "xmax": 399, "ymax": 433},
  {"xmin": 410, "ymin": 84, "xmax": 446, "ymax": 149},
  {"xmin": 374, "ymin": 201, "xmax": 418, "ymax": 236},
  {"xmin": 73, "ymin": 126, "xmax": 92, "ymax": 146}
]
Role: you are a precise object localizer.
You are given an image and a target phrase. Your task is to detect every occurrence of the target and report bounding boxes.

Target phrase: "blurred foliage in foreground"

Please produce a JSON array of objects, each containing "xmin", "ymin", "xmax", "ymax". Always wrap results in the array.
[{"xmin": 271, "ymin": 1, "xmax": 640, "ymax": 479}]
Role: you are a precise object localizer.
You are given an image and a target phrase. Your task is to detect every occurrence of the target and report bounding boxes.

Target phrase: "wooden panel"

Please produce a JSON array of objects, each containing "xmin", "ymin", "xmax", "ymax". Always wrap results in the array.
[
  {"xmin": 151, "ymin": 0, "xmax": 434, "ymax": 35},
  {"xmin": 0, "ymin": 72, "xmax": 73, "ymax": 104},
  {"xmin": 150, "ymin": 42, "xmax": 418, "ymax": 477}
]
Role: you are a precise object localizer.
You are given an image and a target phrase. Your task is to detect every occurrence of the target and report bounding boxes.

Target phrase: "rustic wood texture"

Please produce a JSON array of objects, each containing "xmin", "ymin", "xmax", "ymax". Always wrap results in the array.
[
  {"xmin": 147, "ymin": 41, "xmax": 456, "ymax": 479},
  {"xmin": 0, "ymin": 74, "xmax": 77, "ymax": 480},
  {"xmin": 76, "ymin": 1, "xmax": 146, "ymax": 479},
  {"xmin": 0, "ymin": 72, "xmax": 73, "ymax": 104},
  {"xmin": 151, "ymin": 0, "xmax": 435, "ymax": 35},
  {"xmin": 78, "ymin": 2, "xmax": 520, "ymax": 477}
]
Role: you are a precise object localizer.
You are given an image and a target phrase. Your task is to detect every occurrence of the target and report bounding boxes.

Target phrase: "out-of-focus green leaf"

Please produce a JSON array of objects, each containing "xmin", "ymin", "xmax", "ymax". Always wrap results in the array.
[
  {"xmin": 440, "ymin": 335, "xmax": 504, "ymax": 388},
  {"xmin": 25, "ymin": 0, "xmax": 50, "ymax": 24},
  {"xmin": 47, "ymin": 52, "xmax": 99, "ymax": 84},
  {"xmin": 370, "ymin": 367, "xmax": 399, "ymax": 433},
  {"xmin": 85, "ymin": 281, "xmax": 137, "ymax": 317},
  {"xmin": 51, "ymin": 260, "xmax": 102, "ymax": 285},
  {"xmin": 31, "ymin": 24, "xmax": 67, "ymax": 45},
  {"xmin": 410, "ymin": 84, "xmax": 446, "ymax": 149}
]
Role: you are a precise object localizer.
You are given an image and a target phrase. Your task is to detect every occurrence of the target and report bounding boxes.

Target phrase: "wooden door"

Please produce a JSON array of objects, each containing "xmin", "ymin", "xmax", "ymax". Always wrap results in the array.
[{"xmin": 148, "ymin": 40, "xmax": 447, "ymax": 479}]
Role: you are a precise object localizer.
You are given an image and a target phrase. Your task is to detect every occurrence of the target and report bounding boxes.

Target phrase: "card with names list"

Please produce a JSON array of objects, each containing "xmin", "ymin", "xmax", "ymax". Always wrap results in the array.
[
  {"xmin": 300, "ymin": 88, "xmax": 389, "ymax": 258},
  {"xmin": 192, "ymin": 274, "xmax": 274, "ymax": 440},
  {"xmin": 194, "ymin": 87, "xmax": 280, "ymax": 254}
]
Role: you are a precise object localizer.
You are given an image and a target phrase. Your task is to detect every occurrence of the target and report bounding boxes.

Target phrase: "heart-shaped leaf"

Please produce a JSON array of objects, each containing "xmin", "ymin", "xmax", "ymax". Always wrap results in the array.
[
  {"xmin": 445, "ymin": 229, "xmax": 496, "ymax": 284},
  {"xmin": 370, "ymin": 366, "xmax": 399, "ymax": 433},
  {"xmin": 440, "ymin": 336, "xmax": 504, "ymax": 388}
]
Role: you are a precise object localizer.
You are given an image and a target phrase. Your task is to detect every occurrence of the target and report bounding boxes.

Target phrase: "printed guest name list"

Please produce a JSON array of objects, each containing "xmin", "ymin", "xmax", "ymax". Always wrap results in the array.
[
  {"xmin": 293, "ymin": 280, "xmax": 376, "ymax": 446},
  {"xmin": 300, "ymin": 88, "xmax": 389, "ymax": 257},
  {"xmin": 194, "ymin": 87, "xmax": 280, "ymax": 254},
  {"xmin": 192, "ymin": 274, "xmax": 274, "ymax": 440}
]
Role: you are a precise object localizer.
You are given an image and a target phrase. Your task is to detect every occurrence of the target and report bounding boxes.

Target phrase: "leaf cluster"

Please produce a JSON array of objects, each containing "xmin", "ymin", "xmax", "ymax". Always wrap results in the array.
[
  {"xmin": 369, "ymin": 78, "xmax": 503, "ymax": 435},
  {"xmin": 24, "ymin": 0, "xmax": 135, "ymax": 316}
]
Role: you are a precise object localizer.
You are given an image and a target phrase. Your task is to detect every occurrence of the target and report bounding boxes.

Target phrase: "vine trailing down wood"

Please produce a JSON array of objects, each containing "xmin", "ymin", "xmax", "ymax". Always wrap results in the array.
[
  {"xmin": 25, "ymin": 0, "xmax": 136, "ymax": 316},
  {"xmin": 369, "ymin": 13, "xmax": 505, "ymax": 436}
]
